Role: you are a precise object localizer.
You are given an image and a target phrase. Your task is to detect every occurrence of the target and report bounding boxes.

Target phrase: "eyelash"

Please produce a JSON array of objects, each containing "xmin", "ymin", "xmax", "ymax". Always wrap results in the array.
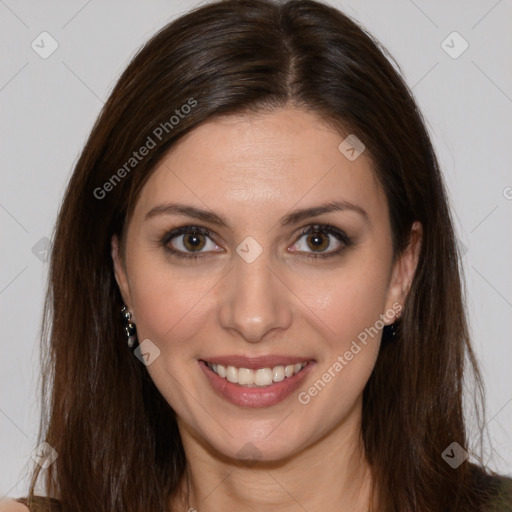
[{"xmin": 159, "ymin": 223, "xmax": 353, "ymax": 261}]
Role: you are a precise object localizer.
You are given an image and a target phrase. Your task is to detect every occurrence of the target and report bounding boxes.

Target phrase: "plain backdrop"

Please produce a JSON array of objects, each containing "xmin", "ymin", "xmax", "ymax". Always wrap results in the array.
[{"xmin": 1, "ymin": 0, "xmax": 511, "ymax": 500}]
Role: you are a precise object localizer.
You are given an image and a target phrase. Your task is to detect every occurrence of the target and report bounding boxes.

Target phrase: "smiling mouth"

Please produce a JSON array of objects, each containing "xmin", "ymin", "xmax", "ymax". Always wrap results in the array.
[{"xmin": 204, "ymin": 361, "xmax": 310, "ymax": 388}]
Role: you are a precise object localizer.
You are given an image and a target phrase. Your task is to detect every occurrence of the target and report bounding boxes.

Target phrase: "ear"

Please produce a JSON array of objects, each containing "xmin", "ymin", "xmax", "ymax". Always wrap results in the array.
[
  {"xmin": 383, "ymin": 221, "xmax": 422, "ymax": 323},
  {"xmin": 111, "ymin": 234, "xmax": 133, "ymax": 309}
]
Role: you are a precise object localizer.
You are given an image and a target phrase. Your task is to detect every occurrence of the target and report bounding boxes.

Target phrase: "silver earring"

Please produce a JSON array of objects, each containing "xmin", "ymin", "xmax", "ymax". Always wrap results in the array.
[{"xmin": 121, "ymin": 305, "xmax": 137, "ymax": 348}]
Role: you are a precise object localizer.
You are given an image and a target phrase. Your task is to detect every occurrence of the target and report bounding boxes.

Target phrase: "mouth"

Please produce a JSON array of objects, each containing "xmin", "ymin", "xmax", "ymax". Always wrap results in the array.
[
  {"xmin": 203, "ymin": 360, "xmax": 310, "ymax": 388},
  {"xmin": 198, "ymin": 357, "xmax": 316, "ymax": 408}
]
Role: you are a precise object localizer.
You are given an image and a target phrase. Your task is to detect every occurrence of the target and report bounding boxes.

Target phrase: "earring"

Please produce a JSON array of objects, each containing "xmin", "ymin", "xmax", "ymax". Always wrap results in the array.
[
  {"xmin": 121, "ymin": 305, "xmax": 137, "ymax": 348},
  {"xmin": 382, "ymin": 317, "xmax": 401, "ymax": 343}
]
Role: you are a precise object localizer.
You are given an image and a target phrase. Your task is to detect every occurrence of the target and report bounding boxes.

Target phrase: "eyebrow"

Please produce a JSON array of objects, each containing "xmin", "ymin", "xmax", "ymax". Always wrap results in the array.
[{"xmin": 144, "ymin": 200, "xmax": 369, "ymax": 228}]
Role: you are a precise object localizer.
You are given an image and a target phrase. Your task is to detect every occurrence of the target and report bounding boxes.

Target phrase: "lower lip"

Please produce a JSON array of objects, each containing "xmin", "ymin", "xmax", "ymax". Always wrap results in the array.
[{"xmin": 198, "ymin": 360, "xmax": 315, "ymax": 408}]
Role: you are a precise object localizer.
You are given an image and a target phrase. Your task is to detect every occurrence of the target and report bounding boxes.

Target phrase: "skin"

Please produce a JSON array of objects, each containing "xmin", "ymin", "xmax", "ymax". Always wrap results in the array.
[{"xmin": 111, "ymin": 106, "xmax": 422, "ymax": 512}]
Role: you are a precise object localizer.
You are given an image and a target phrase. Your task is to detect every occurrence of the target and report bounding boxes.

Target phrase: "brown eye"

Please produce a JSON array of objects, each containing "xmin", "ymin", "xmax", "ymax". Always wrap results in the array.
[
  {"xmin": 305, "ymin": 232, "xmax": 330, "ymax": 252},
  {"xmin": 289, "ymin": 224, "xmax": 352, "ymax": 259},
  {"xmin": 161, "ymin": 226, "xmax": 221, "ymax": 259},
  {"xmin": 181, "ymin": 232, "xmax": 207, "ymax": 252}
]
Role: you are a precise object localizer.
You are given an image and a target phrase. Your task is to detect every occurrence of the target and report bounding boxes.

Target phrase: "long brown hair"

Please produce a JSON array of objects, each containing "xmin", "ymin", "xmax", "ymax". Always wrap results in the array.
[{"xmin": 24, "ymin": 0, "xmax": 504, "ymax": 510}]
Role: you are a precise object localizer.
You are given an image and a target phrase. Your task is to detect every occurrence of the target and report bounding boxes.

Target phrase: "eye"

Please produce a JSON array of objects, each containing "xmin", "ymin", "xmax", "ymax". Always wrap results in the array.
[
  {"xmin": 161, "ymin": 226, "xmax": 221, "ymax": 260},
  {"xmin": 160, "ymin": 223, "xmax": 352, "ymax": 262},
  {"xmin": 289, "ymin": 224, "xmax": 352, "ymax": 259}
]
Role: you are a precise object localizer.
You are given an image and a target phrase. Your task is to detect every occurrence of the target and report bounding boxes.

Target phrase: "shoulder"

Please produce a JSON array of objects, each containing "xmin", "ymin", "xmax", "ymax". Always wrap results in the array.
[
  {"xmin": 0, "ymin": 499, "xmax": 29, "ymax": 512},
  {"xmin": 471, "ymin": 465, "xmax": 512, "ymax": 512},
  {"xmin": 0, "ymin": 497, "xmax": 61, "ymax": 512},
  {"xmin": 490, "ymin": 475, "xmax": 512, "ymax": 511}
]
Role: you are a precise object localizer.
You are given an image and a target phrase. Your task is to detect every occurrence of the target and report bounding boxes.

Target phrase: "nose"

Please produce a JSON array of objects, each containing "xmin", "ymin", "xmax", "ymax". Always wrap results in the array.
[{"xmin": 218, "ymin": 248, "xmax": 293, "ymax": 343}]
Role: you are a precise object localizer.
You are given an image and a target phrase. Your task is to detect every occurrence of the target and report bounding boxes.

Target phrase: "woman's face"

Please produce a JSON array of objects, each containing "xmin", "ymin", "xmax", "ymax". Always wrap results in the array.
[{"xmin": 112, "ymin": 106, "xmax": 419, "ymax": 463}]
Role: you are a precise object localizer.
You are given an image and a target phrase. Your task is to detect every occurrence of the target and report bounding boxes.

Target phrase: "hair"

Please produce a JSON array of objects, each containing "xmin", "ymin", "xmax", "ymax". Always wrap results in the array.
[{"xmin": 23, "ymin": 0, "xmax": 508, "ymax": 511}]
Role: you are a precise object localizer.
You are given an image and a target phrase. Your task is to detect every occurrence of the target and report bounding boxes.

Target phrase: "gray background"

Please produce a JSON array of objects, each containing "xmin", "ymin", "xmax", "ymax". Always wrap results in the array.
[{"xmin": 1, "ymin": 0, "xmax": 511, "ymax": 499}]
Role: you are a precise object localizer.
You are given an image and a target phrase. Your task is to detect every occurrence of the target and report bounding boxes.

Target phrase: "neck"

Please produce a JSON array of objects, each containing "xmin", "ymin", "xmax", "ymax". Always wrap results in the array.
[{"xmin": 170, "ymin": 403, "xmax": 375, "ymax": 512}]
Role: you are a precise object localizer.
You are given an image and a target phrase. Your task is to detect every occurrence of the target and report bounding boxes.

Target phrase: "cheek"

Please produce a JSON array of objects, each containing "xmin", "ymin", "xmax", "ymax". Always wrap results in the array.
[
  {"xmin": 293, "ymin": 254, "xmax": 391, "ymax": 406},
  {"xmin": 293, "ymin": 283, "xmax": 387, "ymax": 416},
  {"xmin": 299, "ymin": 256, "xmax": 391, "ymax": 348},
  {"xmin": 127, "ymin": 254, "xmax": 218, "ymax": 350}
]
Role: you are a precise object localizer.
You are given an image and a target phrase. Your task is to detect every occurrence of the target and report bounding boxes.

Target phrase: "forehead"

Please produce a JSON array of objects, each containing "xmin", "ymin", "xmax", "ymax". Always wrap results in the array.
[{"xmin": 132, "ymin": 107, "xmax": 386, "ymax": 226}]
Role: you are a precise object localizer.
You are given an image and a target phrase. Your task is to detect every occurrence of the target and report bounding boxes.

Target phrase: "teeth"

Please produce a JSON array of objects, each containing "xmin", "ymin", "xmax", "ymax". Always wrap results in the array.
[
  {"xmin": 273, "ymin": 366, "xmax": 285, "ymax": 382},
  {"xmin": 207, "ymin": 361, "xmax": 308, "ymax": 387},
  {"xmin": 216, "ymin": 364, "xmax": 226, "ymax": 378}
]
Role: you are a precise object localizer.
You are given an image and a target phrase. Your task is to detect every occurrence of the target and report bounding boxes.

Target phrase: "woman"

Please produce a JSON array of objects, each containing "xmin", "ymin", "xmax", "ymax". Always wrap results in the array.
[{"xmin": 2, "ymin": 0, "xmax": 511, "ymax": 510}]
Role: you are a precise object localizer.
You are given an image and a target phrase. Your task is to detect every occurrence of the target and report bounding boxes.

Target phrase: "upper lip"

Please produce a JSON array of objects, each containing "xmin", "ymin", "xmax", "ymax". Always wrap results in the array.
[{"xmin": 200, "ymin": 355, "xmax": 315, "ymax": 369}]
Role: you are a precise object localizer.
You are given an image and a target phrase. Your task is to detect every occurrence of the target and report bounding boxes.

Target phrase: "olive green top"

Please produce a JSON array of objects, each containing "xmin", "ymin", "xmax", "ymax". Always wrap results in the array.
[{"xmin": 487, "ymin": 476, "xmax": 512, "ymax": 511}]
